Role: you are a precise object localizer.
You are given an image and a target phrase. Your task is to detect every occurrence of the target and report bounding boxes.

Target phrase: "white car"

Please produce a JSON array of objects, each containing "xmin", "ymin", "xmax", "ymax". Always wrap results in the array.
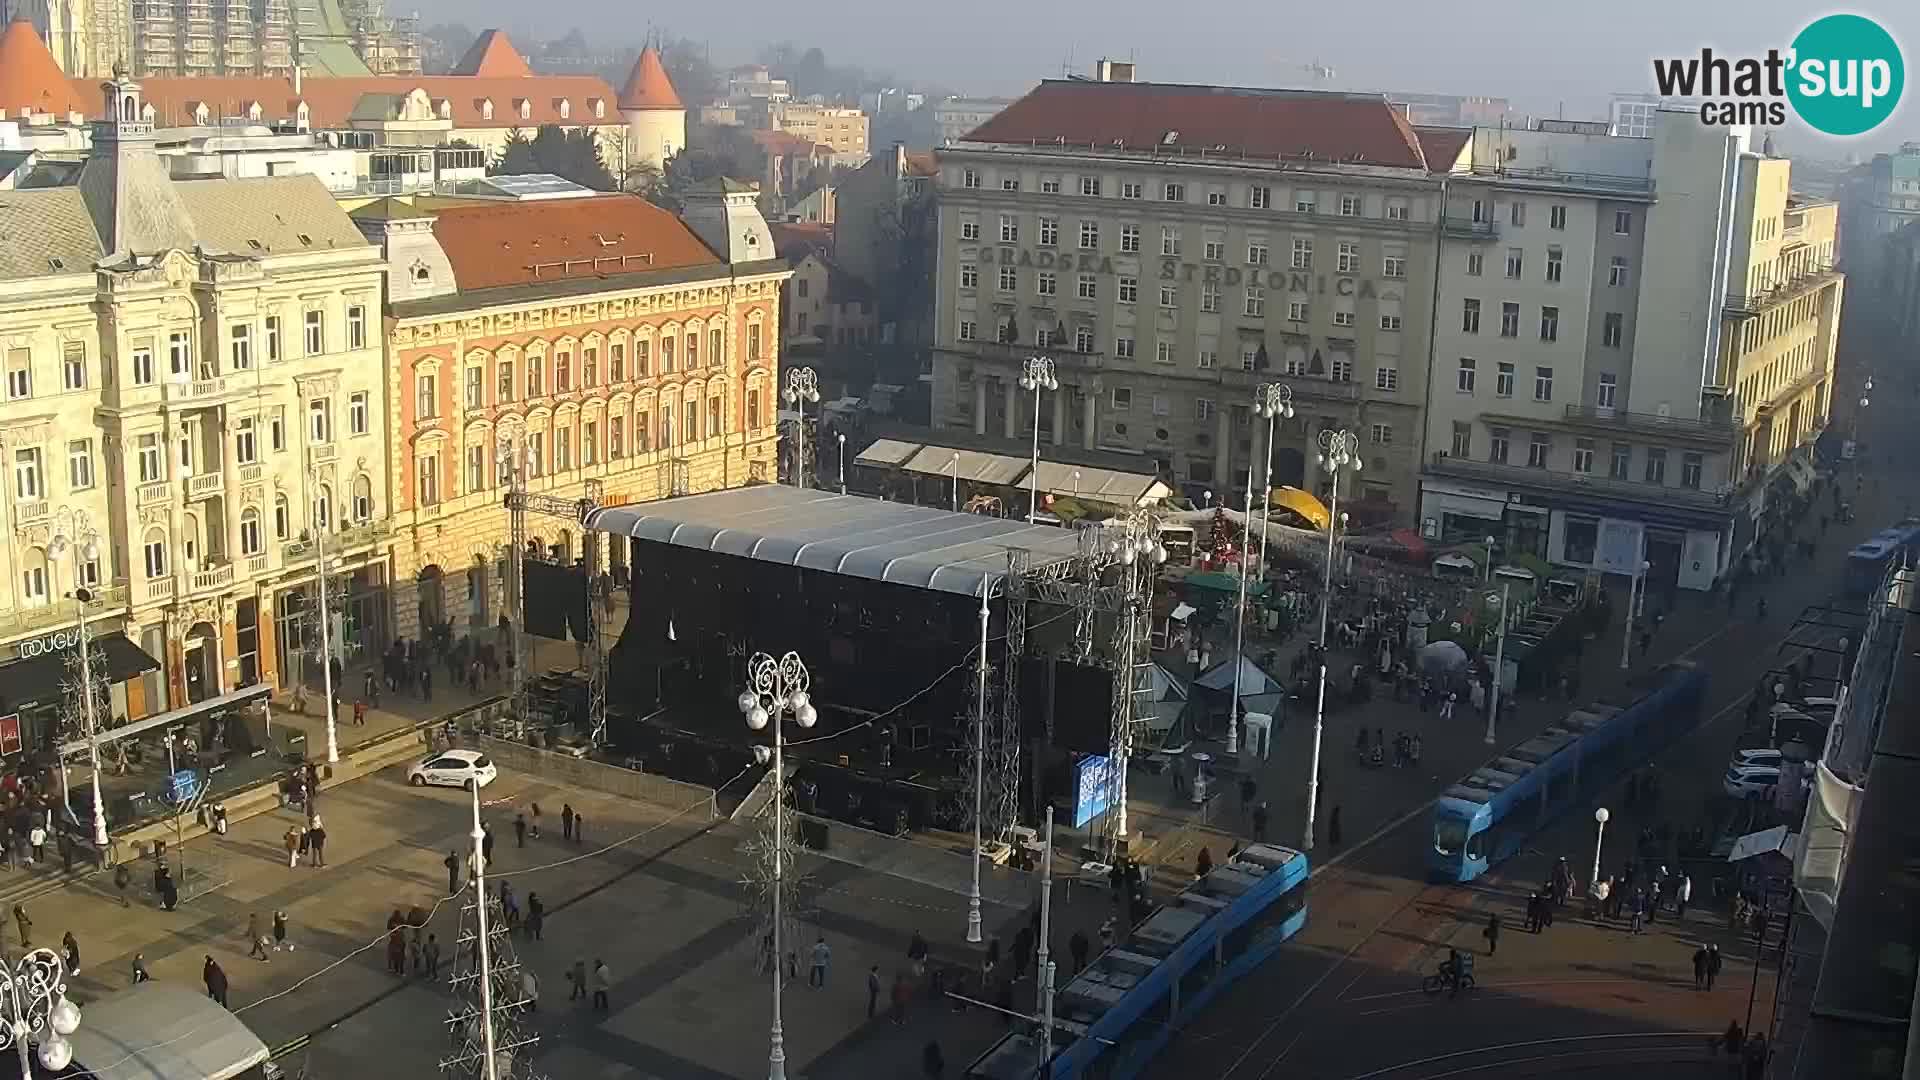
[
  {"xmin": 408, "ymin": 749, "xmax": 498, "ymax": 790},
  {"xmin": 1724, "ymin": 764, "xmax": 1779, "ymax": 800},
  {"xmin": 1730, "ymin": 747, "xmax": 1783, "ymax": 771}
]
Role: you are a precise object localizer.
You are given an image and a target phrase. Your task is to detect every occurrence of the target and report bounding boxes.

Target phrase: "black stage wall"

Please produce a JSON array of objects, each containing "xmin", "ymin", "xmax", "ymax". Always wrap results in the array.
[{"xmin": 608, "ymin": 539, "xmax": 1000, "ymax": 759}]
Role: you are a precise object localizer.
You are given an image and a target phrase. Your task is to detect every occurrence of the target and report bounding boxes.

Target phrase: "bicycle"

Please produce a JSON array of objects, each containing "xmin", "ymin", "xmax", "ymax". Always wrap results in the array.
[{"xmin": 1422, "ymin": 969, "xmax": 1475, "ymax": 995}]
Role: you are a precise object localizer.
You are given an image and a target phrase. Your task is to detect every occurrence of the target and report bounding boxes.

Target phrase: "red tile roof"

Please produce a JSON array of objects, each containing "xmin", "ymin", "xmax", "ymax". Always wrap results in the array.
[
  {"xmin": 618, "ymin": 45, "xmax": 682, "ymax": 111},
  {"xmin": 0, "ymin": 19, "xmax": 94, "ymax": 117},
  {"xmin": 449, "ymin": 30, "xmax": 533, "ymax": 78},
  {"xmin": 962, "ymin": 80, "xmax": 1429, "ymax": 170},
  {"xmin": 751, "ymin": 129, "xmax": 831, "ymax": 158},
  {"xmin": 1413, "ymin": 126, "xmax": 1472, "ymax": 172},
  {"xmin": 904, "ymin": 151, "xmax": 939, "ymax": 177},
  {"xmin": 768, "ymin": 221, "xmax": 831, "ymax": 260},
  {"xmin": 425, "ymin": 194, "xmax": 721, "ymax": 292}
]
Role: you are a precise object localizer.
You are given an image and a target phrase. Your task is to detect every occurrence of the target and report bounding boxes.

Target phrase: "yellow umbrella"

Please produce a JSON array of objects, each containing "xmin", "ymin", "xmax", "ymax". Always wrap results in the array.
[{"xmin": 1267, "ymin": 486, "xmax": 1331, "ymax": 530}]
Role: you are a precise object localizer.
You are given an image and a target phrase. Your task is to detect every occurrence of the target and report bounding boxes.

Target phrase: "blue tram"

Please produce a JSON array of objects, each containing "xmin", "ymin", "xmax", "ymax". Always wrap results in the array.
[
  {"xmin": 1429, "ymin": 663, "xmax": 1707, "ymax": 883},
  {"xmin": 1843, "ymin": 521, "xmax": 1920, "ymax": 600},
  {"xmin": 966, "ymin": 844, "xmax": 1310, "ymax": 1080}
]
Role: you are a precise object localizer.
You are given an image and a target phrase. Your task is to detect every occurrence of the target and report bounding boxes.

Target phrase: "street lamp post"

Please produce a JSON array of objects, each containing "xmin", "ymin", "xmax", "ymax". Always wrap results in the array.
[
  {"xmin": 836, "ymin": 432, "xmax": 847, "ymax": 495},
  {"xmin": 49, "ymin": 510, "xmax": 109, "ymax": 850},
  {"xmin": 1226, "ymin": 448, "xmax": 1257, "ymax": 757},
  {"xmin": 310, "ymin": 482, "xmax": 340, "ymax": 765},
  {"xmin": 1021, "ymin": 357, "xmax": 1059, "ymax": 523},
  {"xmin": 783, "ymin": 367, "xmax": 820, "ymax": 489},
  {"xmin": 1252, "ymin": 384, "xmax": 1295, "ymax": 581},
  {"xmin": 0, "ymin": 948, "xmax": 81, "ymax": 1075},
  {"xmin": 737, "ymin": 652, "xmax": 818, "ymax": 1080},
  {"xmin": 1304, "ymin": 429, "xmax": 1362, "ymax": 851},
  {"xmin": 1852, "ymin": 376, "xmax": 1872, "ymax": 448},
  {"xmin": 1590, "ymin": 807, "xmax": 1610, "ymax": 889},
  {"xmin": 1618, "ymin": 558, "xmax": 1650, "ymax": 671},
  {"xmin": 1485, "ymin": 582, "xmax": 1510, "ymax": 746},
  {"xmin": 948, "ymin": 452, "xmax": 961, "ymax": 511},
  {"xmin": 1484, "ymin": 535, "xmax": 1496, "ymax": 583}
]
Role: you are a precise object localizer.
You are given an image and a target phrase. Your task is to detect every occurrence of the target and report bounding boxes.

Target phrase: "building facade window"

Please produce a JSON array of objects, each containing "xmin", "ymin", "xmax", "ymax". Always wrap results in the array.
[
  {"xmin": 1572, "ymin": 438, "xmax": 1594, "ymax": 473},
  {"xmin": 1462, "ymin": 299, "xmax": 1480, "ymax": 333},
  {"xmin": 303, "ymin": 309, "xmax": 324, "ymax": 355},
  {"xmin": 1597, "ymin": 372, "xmax": 1618, "ymax": 408},
  {"xmin": 1457, "ymin": 358, "xmax": 1476, "ymax": 393},
  {"xmin": 347, "ymin": 305, "xmax": 367, "ymax": 350},
  {"xmin": 1644, "ymin": 447, "xmax": 1667, "ymax": 483},
  {"xmin": 1488, "ymin": 427, "xmax": 1510, "ymax": 464},
  {"xmin": 1500, "ymin": 303, "xmax": 1520, "ymax": 337},
  {"xmin": 1451, "ymin": 421, "xmax": 1471, "ymax": 458},
  {"xmin": 1527, "ymin": 432, "xmax": 1550, "ymax": 468},
  {"xmin": 1534, "ymin": 366, "xmax": 1554, "ymax": 402},
  {"xmin": 1540, "ymin": 306, "xmax": 1559, "ymax": 342},
  {"xmin": 1495, "ymin": 362, "xmax": 1515, "ymax": 398}
]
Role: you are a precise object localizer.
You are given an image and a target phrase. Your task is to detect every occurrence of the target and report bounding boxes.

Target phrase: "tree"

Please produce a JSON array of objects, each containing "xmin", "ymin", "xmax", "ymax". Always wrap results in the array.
[
  {"xmin": 493, "ymin": 128, "xmax": 538, "ymax": 175},
  {"xmin": 660, "ymin": 37, "xmax": 719, "ymax": 106}
]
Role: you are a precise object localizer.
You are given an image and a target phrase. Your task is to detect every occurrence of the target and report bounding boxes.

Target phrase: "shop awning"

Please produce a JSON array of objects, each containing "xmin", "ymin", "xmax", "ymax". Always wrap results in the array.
[
  {"xmin": 853, "ymin": 437, "xmax": 921, "ymax": 468},
  {"xmin": 1030, "ymin": 461, "xmax": 1173, "ymax": 507},
  {"xmin": 62, "ymin": 682, "xmax": 271, "ymax": 755},
  {"xmin": 901, "ymin": 445, "xmax": 1029, "ymax": 486},
  {"xmin": 1268, "ymin": 486, "xmax": 1331, "ymax": 529},
  {"xmin": 0, "ymin": 632, "xmax": 159, "ymax": 713}
]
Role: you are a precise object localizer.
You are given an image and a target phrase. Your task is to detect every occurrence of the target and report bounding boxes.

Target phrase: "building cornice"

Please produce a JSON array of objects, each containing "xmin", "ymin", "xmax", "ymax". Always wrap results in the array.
[
  {"xmin": 387, "ymin": 259, "xmax": 791, "ymax": 331},
  {"xmin": 938, "ymin": 144, "xmax": 1442, "ymax": 187}
]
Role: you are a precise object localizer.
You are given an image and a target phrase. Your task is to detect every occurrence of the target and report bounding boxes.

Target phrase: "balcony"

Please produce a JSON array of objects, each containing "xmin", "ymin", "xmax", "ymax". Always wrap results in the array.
[
  {"xmin": 186, "ymin": 473, "xmax": 223, "ymax": 499},
  {"xmin": 0, "ymin": 583, "xmax": 127, "ymax": 638},
  {"xmin": 1440, "ymin": 215, "xmax": 1499, "ymax": 240},
  {"xmin": 1427, "ymin": 452, "xmax": 1731, "ymax": 514},
  {"xmin": 142, "ymin": 578, "xmax": 173, "ymax": 603},
  {"xmin": 136, "ymin": 481, "xmax": 170, "ymax": 507},
  {"xmin": 1558, "ymin": 404, "xmax": 1741, "ymax": 445},
  {"xmin": 247, "ymin": 554, "xmax": 270, "ymax": 575},
  {"xmin": 1725, "ymin": 264, "xmax": 1842, "ymax": 317},
  {"xmin": 280, "ymin": 520, "xmax": 392, "ymax": 562},
  {"xmin": 164, "ymin": 374, "xmax": 230, "ymax": 402},
  {"xmin": 240, "ymin": 464, "xmax": 263, "ymax": 484},
  {"xmin": 13, "ymin": 499, "xmax": 47, "ymax": 525},
  {"xmin": 307, "ymin": 444, "xmax": 337, "ymax": 465},
  {"xmin": 190, "ymin": 562, "xmax": 234, "ymax": 594}
]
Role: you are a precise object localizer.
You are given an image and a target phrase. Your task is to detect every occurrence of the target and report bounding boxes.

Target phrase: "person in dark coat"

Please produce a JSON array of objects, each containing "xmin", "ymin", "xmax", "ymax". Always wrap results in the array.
[
  {"xmin": 1329, "ymin": 805, "xmax": 1343, "ymax": 848},
  {"xmin": 1483, "ymin": 914, "xmax": 1501, "ymax": 956},
  {"xmin": 204, "ymin": 956, "xmax": 229, "ymax": 1006}
]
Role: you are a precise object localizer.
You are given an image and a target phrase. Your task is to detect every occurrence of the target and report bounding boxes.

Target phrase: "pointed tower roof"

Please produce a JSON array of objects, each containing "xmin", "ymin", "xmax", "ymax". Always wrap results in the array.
[
  {"xmin": 0, "ymin": 20, "xmax": 92, "ymax": 117},
  {"xmin": 618, "ymin": 45, "xmax": 682, "ymax": 111},
  {"xmin": 450, "ymin": 30, "xmax": 533, "ymax": 78}
]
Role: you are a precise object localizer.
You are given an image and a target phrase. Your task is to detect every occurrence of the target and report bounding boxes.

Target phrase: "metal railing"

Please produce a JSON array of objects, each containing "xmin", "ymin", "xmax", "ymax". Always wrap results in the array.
[
  {"xmin": 280, "ymin": 520, "xmax": 391, "ymax": 562},
  {"xmin": 1427, "ymin": 451, "xmax": 1731, "ymax": 511},
  {"xmin": 1560, "ymin": 404, "xmax": 1740, "ymax": 438},
  {"xmin": 1725, "ymin": 264, "xmax": 1841, "ymax": 316},
  {"xmin": 1464, "ymin": 162, "xmax": 1655, "ymax": 194},
  {"xmin": 1439, "ymin": 215, "xmax": 1498, "ymax": 238}
]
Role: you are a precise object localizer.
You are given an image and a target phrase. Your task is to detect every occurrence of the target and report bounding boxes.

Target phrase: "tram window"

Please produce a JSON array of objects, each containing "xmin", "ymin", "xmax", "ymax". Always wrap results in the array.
[
  {"xmin": 1464, "ymin": 828, "xmax": 1488, "ymax": 861},
  {"xmin": 1179, "ymin": 955, "xmax": 1217, "ymax": 1012},
  {"xmin": 1435, "ymin": 817, "xmax": 1469, "ymax": 855},
  {"xmin": 1508, "ymin": 789, "xmax": 1543, "ymax": 830}
]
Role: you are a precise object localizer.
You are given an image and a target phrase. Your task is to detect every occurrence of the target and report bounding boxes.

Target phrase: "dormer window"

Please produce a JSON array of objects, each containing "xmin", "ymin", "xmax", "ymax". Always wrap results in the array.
[
  {"xmin": 437, "ymin": 99, "xmax": 452, "ymax": 121},
  {"xmin": 411, "ymin": 264, "xmax": 431, "ymax": 284},
  {"xmin": 192, "ymin": 103, "xmax": 209, "ymax": 125},
  {"xmin": 516, "ymin": 99, "xmax": 530, "ymax": 120},
  {"xmin": 295, "ymin": 102, "xmax": 310, "ymax": 130},
  {"xmin": 480, "ymin": 98, "xmax": 493, "ymax": 121},
  {"xmin": 591, "ymin": 98, "xmax": 605, "ymax": 119},
  {"xmin": 140, "ymin": 103, "xmax": 155, "ymax": 123},
  {"xmin": 246, "ymin": 101, "xmax": 262, "ymax": 121},
  {"xmin": 557, "ymin": 99, "xmax": 571, "ymax": 121}
]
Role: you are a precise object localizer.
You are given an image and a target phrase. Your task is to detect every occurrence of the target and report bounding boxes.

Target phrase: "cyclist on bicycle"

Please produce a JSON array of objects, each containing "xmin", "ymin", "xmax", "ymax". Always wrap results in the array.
[{"xmin": 1437, "ymin": 948, "xmax": 1473, "ymax": 992}]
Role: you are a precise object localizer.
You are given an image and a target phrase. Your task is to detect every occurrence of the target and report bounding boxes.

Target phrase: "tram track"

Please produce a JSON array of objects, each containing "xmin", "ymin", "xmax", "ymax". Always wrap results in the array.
[{"xmin": 1328, "ymin": 1031, "xmax": 1719, "ymax": 1080}]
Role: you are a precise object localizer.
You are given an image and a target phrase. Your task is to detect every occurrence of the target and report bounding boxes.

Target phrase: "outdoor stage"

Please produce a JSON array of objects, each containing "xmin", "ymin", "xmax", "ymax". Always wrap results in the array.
[{"xmin": 581, "ymin": 485, "xmax": 1137, "ymax": 842}]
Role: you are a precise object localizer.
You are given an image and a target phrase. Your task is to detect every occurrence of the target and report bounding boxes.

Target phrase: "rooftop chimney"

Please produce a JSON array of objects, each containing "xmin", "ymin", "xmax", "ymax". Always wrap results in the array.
[{"xmin": 1095, "ymin": 59, "xmax": 1135, "ymax": 83}]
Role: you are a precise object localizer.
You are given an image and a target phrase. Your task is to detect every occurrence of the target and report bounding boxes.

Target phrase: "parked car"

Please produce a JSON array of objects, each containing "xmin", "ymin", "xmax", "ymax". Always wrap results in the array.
[
  {"xmin": 1730, "ymin": 747, "xmax": 1784, "ymax": 771},
  {"xmin": 1724, "ymin": 764, "xmax": 1780, "ymax": 800},
  {"xmin": 407, "ymin": 749, "xmax": 498, "ymax": 790}
]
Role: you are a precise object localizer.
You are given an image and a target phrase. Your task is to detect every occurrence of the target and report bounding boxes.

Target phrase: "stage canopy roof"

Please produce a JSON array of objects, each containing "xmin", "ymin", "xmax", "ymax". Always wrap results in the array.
[
  {"xmin": 1031, "ymin": 461, "xmax": 1172, "ymax": 507},
  {"xmin": 584, "ymin": 485, "xmax": 1089, "ymax": 597}
]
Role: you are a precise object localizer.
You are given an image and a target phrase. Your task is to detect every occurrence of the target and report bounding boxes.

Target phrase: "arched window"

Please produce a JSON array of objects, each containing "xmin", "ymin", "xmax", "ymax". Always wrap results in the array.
[
  {"xmin": 352, "ymin": 474, "xmax": 373, "ymax": 522},
  {"xmin": 240, "ymin": 508, "xmax": 262, "ymax": 555},
  {"xmin": 314, "ymin": 485, "xmax": 333, "ymax": 530},
  {"xmin": 18, "ymin": 547, "xmax": 47, "ymax": 606},
  {"xmin": 143, "ymin": 528, "xmax": 168, "ymax": 578},
  {"xmin": 273, "ymin": 493, "xmax": 291, "ymax": 540},
  {"xmin": 120, "ymin": 95, "xmax": 135, "ymax": 122}
]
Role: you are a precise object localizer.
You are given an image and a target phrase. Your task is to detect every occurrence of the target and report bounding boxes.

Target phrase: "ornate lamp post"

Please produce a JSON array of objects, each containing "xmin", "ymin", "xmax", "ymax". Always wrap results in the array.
[
  {"xmin": 0, "ymin": 949, "xmax": 81, "ymax": 1075},
  {"xmin": 48, "ymin": 509, "xmax": 108, "ymax": 850},
  {"xmin": 783, "ymin": 367, "xmax": 820, "ymax": 489},
  {"xmin": 1485, "ymin": 583, "xmax": 1510, "ymax": 746},
  {"xmin": 737, "ymin": 652, "xmax": 817, "ymax": 1080},
  {"xmin": 308, "ymin": 472, "xmax": 340, "ymax": 765},
  {"xmin": 1303, "ymin": 429, "xmax": 1361, "ymax": 850},
  {"xmin": 1020, "ymin": 357, "xmax": 1058, "ymax": 523},
  {"xmin": 1252, "ymin": 383, "xmax": 1295, "ymax": 580}
]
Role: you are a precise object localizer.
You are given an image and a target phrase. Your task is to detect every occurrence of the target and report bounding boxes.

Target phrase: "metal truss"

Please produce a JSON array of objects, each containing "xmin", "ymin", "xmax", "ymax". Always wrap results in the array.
[
  {"xmin": 504, "ymin": 482, "xmax": 607, "ymax": 743},
  {"xmin": 987, "ymin": 549, "xmax": 1029, "ymax": 848}
]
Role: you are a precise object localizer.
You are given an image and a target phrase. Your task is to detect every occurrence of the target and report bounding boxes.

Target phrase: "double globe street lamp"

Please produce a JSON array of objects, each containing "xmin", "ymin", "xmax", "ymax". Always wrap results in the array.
[
  {"xmin": 48, "ymin": 508, "xmax": 109, "ymax": 850},
  {"xmin": 1251, "ymin": 383, "xmax": 1295, "ymax": 580},
  {"xmin": 0, "ymin": 949, "xmax": 82, "ymax": 1075},
  {"xmin": 783, "ymin": 367, "xmax": 821, "ymax": 489},
  {"xmin": 737, "ymin": 651, "xmax": 817, "ymax": 1080}
]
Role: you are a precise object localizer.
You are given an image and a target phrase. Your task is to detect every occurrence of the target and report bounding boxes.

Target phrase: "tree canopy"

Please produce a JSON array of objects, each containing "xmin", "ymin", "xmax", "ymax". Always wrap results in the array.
[{"xmin": 490, "ymin": 126, "xmax": 615, "ymax": 191}]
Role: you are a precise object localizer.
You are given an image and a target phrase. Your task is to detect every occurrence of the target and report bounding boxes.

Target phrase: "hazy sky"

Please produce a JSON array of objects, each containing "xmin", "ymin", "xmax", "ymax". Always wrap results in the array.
[{"xmin": 414, "ymin": 0, "xmax": 1919, "ymax": 155}]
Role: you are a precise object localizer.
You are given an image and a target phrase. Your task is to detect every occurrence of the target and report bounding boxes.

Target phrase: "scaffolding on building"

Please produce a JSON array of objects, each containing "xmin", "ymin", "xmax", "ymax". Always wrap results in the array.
[{"xmin": 127, "ymin": 0, "xmax": 416, "ymax": 77}]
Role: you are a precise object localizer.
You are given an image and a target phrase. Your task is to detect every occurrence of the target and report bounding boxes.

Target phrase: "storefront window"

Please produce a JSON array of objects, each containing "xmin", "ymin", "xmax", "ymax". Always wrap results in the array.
[{"xmin": 1563, "ymin": 517, "xmax": 1599, "ymax": 564}]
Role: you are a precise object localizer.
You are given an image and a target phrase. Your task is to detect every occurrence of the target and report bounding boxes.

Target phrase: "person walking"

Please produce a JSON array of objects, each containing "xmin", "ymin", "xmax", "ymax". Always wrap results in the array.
[
  {"xmin": 810, "ymin": 936, "xmax": 831, "ymax": 988},
  {"xmin": 569, "ymin": 958, "xmax": 587, "ymax": 1003},
  {"xmin": 561, "ymin": 804, "xmax": 575, "ymax": 842},
  {"xmin": 60, "ymin": 931, "xmax": 79, "ymax": 976},
  {"xmin": 308, "ymin": 819, "xmax": 327, "ymax": 868},
  {"xmin": 1706, "ymin": 944, "xmax": 1722, "ymax": 990},
  {"xmin": 387, "ymin": 926, "xmax": 407, "ymax": 975},
  {"xmin": 444, "ymin": 850, "xmax": 460, "ymax": 895},
  {"xmin": 247, "ymin": 913, "xmax": 270, "ymax": 961},
  {"xmin": 529, "ymin": 804, "xmax": 542, "ymax": 840},
  {"xmin": 526, "ymin": 893, "xmax": 545, "ymax": 941},
  {"xmin": 424, "ymin": 933, "xmax": 441, "ymax": 978},
  {"xmin": 1630, "ymin": 888, "xmax": 1646, "ymax": 934},
  {"xmin": 1439, "ymin": 690, "xmax": 1456, "ymax": 721},
  {"xmin": 1675, "ymin": 872, "xmax": 1692, "ymax": 920},
  {"xmin": 591, "ymin": 957, "xmax": 611, "ymax": 1011},
  {"xmin": 1483, "ymin": 913, "xmax": 1502, "ymax": 956},
  {"xmin": 1195, "ymin": 847, "xmax": 1214, "ymax": 879},
  {"xmin": 131, "ymin": 953, "xmax": 150, "ymax": 984},
  {"xmin": 514, "ymin": 814, "xmax": 527, "ymax": 849},
  {"xmin": 1252, "ymin": 801, "xmax": 1270, "ymax": 843},
  {"xmin": 113, "ymin": 863, "xmax": 131, "ymax": 907},
  {"xmin": 866, "ymin": 964, "xmax": 882, "ymax": 1018},
  {"xmin": 12, "ymin": 904, "xmax": 30, "ymax": 948},
  {"xmin": 204, "ymin": 956, "xmax": 229, "ymax": 1006},
  {"xmin": 922, "ymin": 1040, "xmax": 946, "ymax": 1079},
  {"xmin": 481, "ymin": 823, "xmax": 495, "ymax": 865},
  {"xmin": 1069, "ymin": 930, "xmax": 1091, "ymax": 975},
  {"xmin": 409, "ymin": 929, "xmax": 423, "ymax": 975},
  {"xmin": 890, "ymin": 971, "xmax": 910, "ymax": 1024},
  {"xmin": 520, "ymin": 968, "xmax": 539, "ymax": 1013},
  {"xmin": 1329, "ymin": 805, "xmax": 1344, "ymax": 848},
  {"xmin": 284, "ymin": 825, "xmax": 301, "ymax": 869},
  {"xmin": 1693, "ymin": 945, "xmax": 1711, "ymax": 990},
  {"xmin": 1590, "ymin": 876, "xmax": 1611, "ymax": 921},
  {"xmin": 573, "ymin": 812, "xmax": 585, "ymax": 846},
  {"xmin": 274, "ymin": 911, "xmax": 290, "ymax": 952}
]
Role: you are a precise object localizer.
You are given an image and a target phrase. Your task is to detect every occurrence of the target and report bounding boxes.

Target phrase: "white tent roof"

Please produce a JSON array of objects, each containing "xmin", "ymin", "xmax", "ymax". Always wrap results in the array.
[
  {"xmin": 902, "ymin": 445, "xmax": 1029, "ymax": 485},
  {"xmin": 853, "ymin": 437, "xmax": 921, "ymax": 467},
  {"xmin": 1729, "ymin": 824, "xmax": 1800, "ymax": 862},
  {"xmin": 1195, "ymin": 656, "xmax": 1281, "ymax": 696},
  {"xmin": 1030, "ymin": 460, "xmax": 1173, "ymax": 506}
]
